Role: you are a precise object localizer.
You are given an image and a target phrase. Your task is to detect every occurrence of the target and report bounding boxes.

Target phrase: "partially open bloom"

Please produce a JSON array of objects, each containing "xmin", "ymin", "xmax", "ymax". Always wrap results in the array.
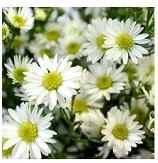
[
  {"xmin": 101, "ymin": 107, "xmax": 145, "ymax": 158},
  {"xmin": 2, "ymin": 102, "xmax": 57, "ymax": 159},
  {"xmin": 2, "ymin": 22, "xmax": 10, "ymax": 40},
  {"xmin": 5, "ymin": 55, "xmax": 33, "ymax": 84},
  {"xmin": 3, "ymin": 7, "xmax": 34, "ymax": 31},
  {"xmin": 103, "ymin": 19, "xmax": 150, "ymax": 64},
  {"xmin": 23, "ymin": 54, "xmax": 82, "ymax": 110}
]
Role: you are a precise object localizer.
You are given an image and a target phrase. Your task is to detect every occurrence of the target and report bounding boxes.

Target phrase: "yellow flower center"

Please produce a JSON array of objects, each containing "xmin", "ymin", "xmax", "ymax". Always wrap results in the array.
[
  {"xmin": 97, "ymin": 75, "xmax": 112, "ymax": 89},
  {"xmin": 73, "ymin": 98, "xmax": 88, "ymax": 113},
  {"xmin": 132, "ymin": 108, "xmax": 146, "ymax": 124},
  {"xmin": 12, "ymin": 37, "xmax": 23, "ymax": 48},
  {"xmin": 13, "ymin": 15, "xmax": 27, "ymax": 28},
  {"xmin": 112, "ymin": 124, "xmax": 128, "ymax": 140},
  {"xmin": 2, "ymin": 138, "xmax": 14, "ymax": 158},
  {"xmin": 40, "ymin": 48, "xmax": 54, "ymax": 58},
  {"xmin": 13, "ymin": 67, "xmax": 27, "ymax": 83},
  {"xmin": 96, "ymin": 34, "xmax": 107, "ymax": 52},
  {"xmin": 66, "ymin": 41, "xmax": 81, "ymax": 55},
  {"xmin": 45, "ymin": 30, "xmax": 60, "ymax": 41},
  {"xmin": 116, "ymin": 33, "xmax": 134, "ymax": 50},
  {"xmin": 19, "ymin": 122, "xmax": 38, "ymax": 142},
  {"xmin": 43, "ymin": 71, "xmax": 62, "ymax": 90}
]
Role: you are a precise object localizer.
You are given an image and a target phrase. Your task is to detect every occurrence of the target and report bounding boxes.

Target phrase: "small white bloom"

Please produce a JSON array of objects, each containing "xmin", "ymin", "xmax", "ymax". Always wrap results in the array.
[
  {"xmin": 120, "ymin": 97, "xmax": 149, "ymax": 124},
  {"xmin": 141, "ymin": 84, "xmax": 154, "ymax": 106},
  {"xmin": 103, "ymin": 18, "xmax": 150, "ymax": 64},
  {"xmin": 138, "ymin": 54, "xmax": 154, "ymax": 85},
  {"xmin": 84, "ymin": 59, "xmax": 127, "ymax": 101},
  {"xmin": 4, "ymin": 55, "xmax": 33, "ymax": 84},
  {"xmin": 3, "ymin": 7, "xmax": 34, "ymax": 31},
  {"xmin": 2, "ymin": 102, "xmax": 57, "ymax": 159},
  {"xmin": 101, "ymin": 107, "xmax": 145, "ymax": 158},
  {"xmin": 59, "ymin": 33, "xmax": 85, "ymax": 60},
  {"xmin": 23, "ymin": 54, "xmax": 82, "ymax": 110},
  {"xmin": 34, "ymin": 8, "xmax": 47, "ymax": 21},
  {"xmin": 83, "ymin": 18, "xmax": 112, "ymax": 63},
  {"xmin": 2, "ymin": 22, "xmax": 10, "ymax": 40},
  {"xmin": 75, "ymin": 109, "xmax": 105, "ymax": 140}
]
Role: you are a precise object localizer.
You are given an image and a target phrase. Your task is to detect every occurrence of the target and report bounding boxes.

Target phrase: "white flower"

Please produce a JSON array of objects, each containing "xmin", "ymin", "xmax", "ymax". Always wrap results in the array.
[
  {"xmin": 101, "ymin": 107, "xmax": 145, "ymax": 158},
  {"xmin": 59, "ymin": 33, "xmax": 85, "ymax": 60},
  {"xmin": 137, "ymin": 54, "xmax": 154, "ymax": 85},
  {"xmin": 103, "ymin": 18, "xmax": 150, "ymax": 64},
  {"xmin": 83, "ymin": 18, "xmax": 112, "ymax": 63},
  {"xmin": 28, "ymin": 39, "xmax": 56, "ymax": 59},
  {"xmin": 120, "ymin": 97, "xmax": 149, "ymax": 124},
  {"xmin": 147, "ymin": 115, "xmax": 154, "ymax": 133},
  {"xmin": 3, "ymin": 7, "xmax": 34, "ymax": 31},
  {"xmin": 2, "ymin": 102, "xmax": 57, "ymax": 159},
  {"xmin": 2, "ymin": 22, "xmax": 10, "ymax": 40},
  {"xmin": 23, "ymin": 54, "xmax": 82, "ymax": 110},
  {"xmin": 4, "ymin": 55, "xmax": 33, "ymax": 84},
  {"xmin": 75, "ymin": 109, "xmax": 105, "ymax": 140},
  {"xmin": 84, "ymin": 59, "xmax": 127, "ymax": 101},
  {"xmin": 141, "ymin": 84, "xmax": 154, "ymax": 106},
  {"xmin": 34, "ymin": 8, "xmax": 47, "ymax": 21},
  {"xmin": 64, "ymin": 19, "xmax": 87, "ymax": 36}
]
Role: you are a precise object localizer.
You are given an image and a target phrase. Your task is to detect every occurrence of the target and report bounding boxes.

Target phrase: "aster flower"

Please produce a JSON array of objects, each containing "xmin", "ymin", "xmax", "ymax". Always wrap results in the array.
[
  {"xmin": 2, "ymin": 22, "xmax": 10, "ymax": 41},
  {"xmin": 75, "ymin": 109, "xmax": 105, "ymax": 140},
  {"xmin": 120, "ymin": 97, "xmax": 149, "ymax": 124},
  {"xmin": 2, "ymin": 102, "xmax": 57, "ymax": 159},
  {"xmin": 84, "ymin": 59, "xmax": 127, "ymax": 101},
  {"xmin": 4, "ymin": 55, "xmax": 33, "ymax": 84},
  {"xmin": 3, "ymin": 7, "xmax": 34, "ymax": 31},
  {"xmin": 23, "ymin": 54, "xmax": 82, "ymax": 110},
  {"xmin": 103, "ymin": 18, "xmax": 150, "ymax": 64},
  {"xmin": 101, "ymin": 107, "xmax": 145, "ymax": 158},
  {"xmin": 83, "ymin": 18, "xmax": 112, "ymax": 63},
  {"xmin": 59, "ymin": 33, "xmax": 85, "ymax": 60}
]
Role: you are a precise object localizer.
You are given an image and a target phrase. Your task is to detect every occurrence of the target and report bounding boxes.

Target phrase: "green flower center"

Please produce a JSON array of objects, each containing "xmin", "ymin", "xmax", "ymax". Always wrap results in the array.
[
  {"xmin": 132, "ymin": 108, "xmax": 146, "ymax": 124},
  {"xmin": 96, "ymin": 34, "xmax": 107, "ymax": 52},
  {"xmin": 116, "ymin": 33, "xmax": 134, "ymax": 50},
  {"xmin": 19, "ymin": 122, "xmax": 38, "ymax": 142},
  {"xmin": 45, "ymin": 30, "xmax": 60, "ymax": 41},
  {"xmin": 13, "ymin": 67, "xmax": 27, "ymax": 83},
  {"xmin": 125, "ymin": 64, "xmax": 137, "ymax": 80},
  {"xmin": 40, "ymin": 48, "xmax": 54, "ymax": 58},
  {"xmin": 12, "ymin": 37, "xmax": 23, "ymax": 48},
  {"xmin": 112, "ymin": 124, "xmax": 128, "ymax": 140},
  {"xmin": 43, "ymin": 71, "xmax": 62, "ymax": 90},
  {"xmin": 66, "ymin": 41, "xmax": 81, "ymax": 55},
  {"xmin": 73, "ymin": 98, "xmax": 88, "ymax": 113},
  {"xmin": 2, "ymin": 138, "xmax": 14, "ymax": 158},
  {"xmin": 13, "ymin": 15, "xmax": 27, "ymax": 27},
  {"xmin": 97, "ymin": 75, "xmax": 112, "ymax": 89}
]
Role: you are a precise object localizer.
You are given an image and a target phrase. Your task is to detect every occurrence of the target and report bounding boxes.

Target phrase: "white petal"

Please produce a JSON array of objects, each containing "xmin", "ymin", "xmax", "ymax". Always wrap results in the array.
[
  {"xmin": 31, "ymin": 143, "xmax": 41, "ymax": 159},
  {"xmin": 3, "ymin": 137, "xmax": 21, "ymax": 150},
  {"xmin": 8, "ymin": 109, "xmax": 22, "ymax": 124},
  {"xmin": 36, "ymin": 138, "xmax": 51, "ymax": 154},
  {"xmin": 49, "ymin": 90, "xmax": 57, "ymax": 110}
]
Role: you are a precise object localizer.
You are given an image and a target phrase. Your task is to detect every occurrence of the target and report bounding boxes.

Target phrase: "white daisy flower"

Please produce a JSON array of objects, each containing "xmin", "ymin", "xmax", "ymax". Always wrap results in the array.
[
  {"xmin": 141, "ymin": 84, "xmax": 154, "ymax": 106},
  {"xmin": 67, "ymin": 90, "xmax": 103, "ymax": 114},
  {"xmin": 103, "ymin": 18, "xmax": 150, "ymax": 64},
  {"xmin": 120, "ymin": 97, "xmax": 149, "ymax": 124},
  {"xmin": 23, "ymin": 54, "xmax": 82, "ymax": 110},
  {"xmin": 63, "ymin": 19, "xmax": 87, "ymax": 36},
  {"xmin": 75, "ymin": 109, "xmax": 105, "ymax": 140},
  {"xmin": 3, "ymin": 7, "xmax": 34, "ymax": 31},
  {"xmin": 4, "ymin": 55, "xmax": 33, "ymax": 84},
  {"xmin": 2, "ymin": 22, "xmax": 10, "ymax": 41},
  {"xmin": 59, "ymin": 33, "xmax": 85, "ymax": 60},
  {"xmin": 83, "ymin": 18, "xmax": 112, "ymax": 63},
  {"xmin": 101, "ymin": 107, "xmax": 145, "ymax": 158},
  {"xmin": 2, "ymin": 102, "xmax": 57, "ymax": 159},
  {"xmin": 84, "ymin": 59, "xmax": 127, "ymax": 101},
  {"xmin": 28, "ymin": 39, "xmax": 56, "ymax": 59},
  {"xmin": 137, "ymin": 54, "xmax": 154, "ymax": 85}
]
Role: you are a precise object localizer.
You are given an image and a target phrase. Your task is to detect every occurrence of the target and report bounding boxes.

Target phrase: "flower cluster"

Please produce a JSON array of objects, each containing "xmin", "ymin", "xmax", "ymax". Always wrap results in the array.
[{"xmin": 2, "ymin": 7, "xmax": 154, "ymax": 159}]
